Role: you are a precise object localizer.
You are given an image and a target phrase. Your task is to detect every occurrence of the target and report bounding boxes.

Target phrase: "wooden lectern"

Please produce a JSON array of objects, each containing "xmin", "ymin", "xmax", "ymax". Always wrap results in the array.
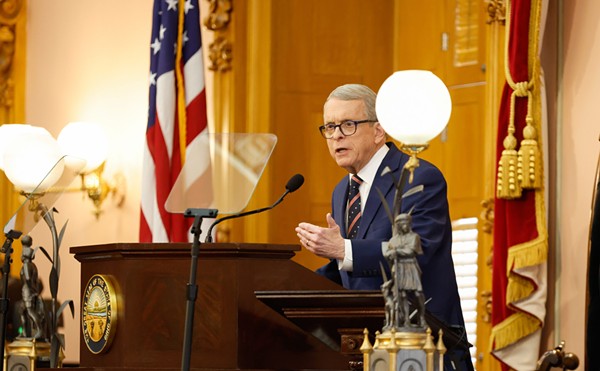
[{"xmin": 70, "ymin": 242, "xmax": 361, "ymax": 371}]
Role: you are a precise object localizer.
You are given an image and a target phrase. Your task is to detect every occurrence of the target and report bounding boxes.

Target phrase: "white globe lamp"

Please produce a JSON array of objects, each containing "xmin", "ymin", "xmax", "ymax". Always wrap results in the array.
[
  {"xmin": 376, "ymin": 70, "xmax": 451, "ymax": 147},
  {"xmin": 0, "ymin": 124, "xmax": 35, "ymax": 170},
  {"xmin": 2, "ymin": 126, "xmax": 64, "ymax": 193},
  {"xmin": 58, "ymin": 121, "xmax": 109, "ymax": 174},
  {"xmin": 376, "ymin": 70, "xmax": 451, "ymax": 181}
]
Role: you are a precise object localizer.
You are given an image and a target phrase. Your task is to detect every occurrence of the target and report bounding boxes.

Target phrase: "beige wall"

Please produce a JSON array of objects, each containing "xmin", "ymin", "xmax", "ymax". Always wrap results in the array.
[
  {"xmin": 25, "ymin": 0, "xmax": 152, "ymax": 363},
  {"xmin": 22, "ymin": 0, "xmax": 600, "ymax": 366},
  {"xmin": 559, "ymin": 0, "xmax": 600, "ymax": 366}
]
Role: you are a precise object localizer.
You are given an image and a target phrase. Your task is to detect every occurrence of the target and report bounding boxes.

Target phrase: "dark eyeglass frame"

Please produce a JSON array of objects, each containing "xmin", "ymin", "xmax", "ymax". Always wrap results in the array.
[{"xmin": 318, "ymin": 119, "xmax": 376, "ymax": 139}]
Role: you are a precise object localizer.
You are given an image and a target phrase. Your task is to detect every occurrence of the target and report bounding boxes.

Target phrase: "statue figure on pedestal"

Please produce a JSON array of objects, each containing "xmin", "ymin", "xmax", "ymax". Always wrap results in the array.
[
  {"xmin": 384, "ymin": 213, "xmax": 426, "ymax": 330},
  {"xmin": 19, "ymin": 235, "xmax": 47, "ymax": 340}
]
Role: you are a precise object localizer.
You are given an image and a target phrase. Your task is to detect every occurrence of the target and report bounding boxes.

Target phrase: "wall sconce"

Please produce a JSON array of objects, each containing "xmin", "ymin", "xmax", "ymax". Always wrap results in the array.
[
  {"xmin": 57, "ymin": 121, "xmax": 125, "ymax": 218},
  {"xmin": 0, "ymin": 122, "xmax": 125, "ymax": 218}
]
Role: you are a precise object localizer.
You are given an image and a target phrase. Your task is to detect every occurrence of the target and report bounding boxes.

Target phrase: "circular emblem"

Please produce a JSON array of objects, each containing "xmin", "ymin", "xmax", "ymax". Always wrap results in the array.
[
  {"xmin": 9, "ymin": 363, "xmax": 27, "ymax": 371},
  {"xmin": 82, "ymin": 274, "xmax": 118, "ymax": 354}
]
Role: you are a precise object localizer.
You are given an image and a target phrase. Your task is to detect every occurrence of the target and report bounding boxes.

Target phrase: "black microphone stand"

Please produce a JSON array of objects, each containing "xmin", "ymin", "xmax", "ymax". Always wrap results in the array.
[
  {"xmin": 204, "ymin": 195, "xmax": 290, "ymax": 242},
  {"xmin": 204, "ymin": 189, "xmax": 291, "ymax": 243},
  {"xmin": 180, "ymin": 208, "xmax": 217, "ymax": 371},
  {"xmin": 0, "ymin": 229, "xmax": 22, "ymax": 371},
  {"xmin": 204, "ymin": 173, "xmax": 304, "ymax": 243}
]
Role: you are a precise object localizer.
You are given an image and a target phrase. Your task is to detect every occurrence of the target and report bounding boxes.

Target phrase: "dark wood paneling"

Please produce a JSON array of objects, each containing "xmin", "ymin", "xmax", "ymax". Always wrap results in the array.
[{"xmin": 71, "ymin": 243, "xmax": 349, "ymax": 370}]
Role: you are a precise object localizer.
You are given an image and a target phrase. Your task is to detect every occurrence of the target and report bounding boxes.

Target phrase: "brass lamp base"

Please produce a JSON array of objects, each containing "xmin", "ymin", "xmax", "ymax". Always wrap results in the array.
[
  {"xmin": 376, "ymin": 329, "xmax": 428, "ymax": 350},
  {"xmin": 3, "ymin": 338, "xmax": 59, "ymax": 371},
  {"xmin": 400, "ymin": 143, "xmax": 429, "ymax": 184},
  {"xmin": 361, "ymin": 328, "xmax": 445, "ymax": 371}
]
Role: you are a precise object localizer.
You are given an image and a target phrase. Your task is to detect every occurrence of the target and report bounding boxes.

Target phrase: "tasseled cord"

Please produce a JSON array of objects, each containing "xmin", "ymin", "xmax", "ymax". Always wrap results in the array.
[
  {"xmin": 497, "ymin": 74, "xmax": 542, "ymax": 199},
  {"xmin": 497, "ymin": 82, "xmax": 527, "ymax": 199}
]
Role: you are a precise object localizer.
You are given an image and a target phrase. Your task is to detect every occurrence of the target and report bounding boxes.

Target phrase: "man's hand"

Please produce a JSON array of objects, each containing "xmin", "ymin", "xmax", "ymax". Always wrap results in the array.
[{"xmin": 295, "ymin": 213, "xmax": 345, "ymax": 260}]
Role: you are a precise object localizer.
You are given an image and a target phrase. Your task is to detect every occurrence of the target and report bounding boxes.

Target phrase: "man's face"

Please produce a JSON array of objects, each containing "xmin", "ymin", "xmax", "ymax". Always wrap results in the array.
[{"xmin": 323, "ymin": 98, "xmax": 385, "ymax": 174}]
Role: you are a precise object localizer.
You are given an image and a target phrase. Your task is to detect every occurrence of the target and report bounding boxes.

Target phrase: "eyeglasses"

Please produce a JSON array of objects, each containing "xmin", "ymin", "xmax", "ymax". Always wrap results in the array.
[{"xmin": 318, "ymin": 119, "xmax": 375, "ymax": 139}]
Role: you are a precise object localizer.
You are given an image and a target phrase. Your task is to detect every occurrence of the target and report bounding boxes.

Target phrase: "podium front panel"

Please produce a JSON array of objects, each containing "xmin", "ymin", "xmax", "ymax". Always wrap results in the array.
[{"xmin": 71, "ymin": 242, "xmax": 349, "ymax": 370}]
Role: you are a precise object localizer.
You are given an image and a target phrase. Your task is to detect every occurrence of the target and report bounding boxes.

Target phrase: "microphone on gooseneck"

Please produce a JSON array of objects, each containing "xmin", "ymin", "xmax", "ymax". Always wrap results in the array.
[{"xmin": 204, "ymin": 174, "xmax": 305, "ymax": 243}]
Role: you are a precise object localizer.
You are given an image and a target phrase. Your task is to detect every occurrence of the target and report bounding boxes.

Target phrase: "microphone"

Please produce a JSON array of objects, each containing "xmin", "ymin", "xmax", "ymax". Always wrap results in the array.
[{"xmin": 204, "ymin": 174, "xmax": 305, "ymax": 243}]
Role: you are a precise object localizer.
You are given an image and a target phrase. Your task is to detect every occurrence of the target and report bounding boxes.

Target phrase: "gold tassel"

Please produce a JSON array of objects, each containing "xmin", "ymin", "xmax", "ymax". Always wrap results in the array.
[
  {"xmin": 518, "ymin": 117, "xmax": 542, "ymax": 189},
  {"xmin": 497, "ymin": 131, "xmax": 522, "ymax": 199}
]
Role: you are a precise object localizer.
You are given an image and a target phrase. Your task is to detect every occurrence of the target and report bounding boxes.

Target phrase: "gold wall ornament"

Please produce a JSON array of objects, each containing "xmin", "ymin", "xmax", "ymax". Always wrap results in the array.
[
  {"xmin": 203, "ymin": 0, "xmax": 232, "ymax": 31},
  {"xmin": 0, "ymin": 25, "xmax": 15, "ymax": 112},
  {"xmin": 0, "ymin": 0, "xmax": 24, "ymax": 23},
  {"xmin": 203, "ymin": 0, "xmax": 233, "ymax": 75},
  {"xmin": 480, "ymin": 290, "xmax": 492, "ymax": 323},
  {"xmin": 479, "ymin": 198, "xmax": 494, "ymax": 234},
  {"xmin": 0, "ymin": 0, "xmax": 23, "ymax": 122},
  {"xmin": 486, "ymin": 0, "xmax": 506, "ymax": 25},
  {"xmin": 208, "ymin": 36, "xmax": 232, "ymax": 72}
]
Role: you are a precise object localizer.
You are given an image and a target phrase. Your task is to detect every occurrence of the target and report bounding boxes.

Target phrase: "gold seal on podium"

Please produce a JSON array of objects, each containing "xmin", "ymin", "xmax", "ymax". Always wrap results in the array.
[{"xmin": 82, "ymin": 274, "xmax": 118, "ymax": 354}]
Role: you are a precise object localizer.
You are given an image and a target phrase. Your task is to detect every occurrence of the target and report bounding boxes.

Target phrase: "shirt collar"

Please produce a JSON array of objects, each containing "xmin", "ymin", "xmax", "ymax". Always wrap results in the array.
[{"xmin": 350, "ymin": 144, "xmax": 390, "ymax": 186}]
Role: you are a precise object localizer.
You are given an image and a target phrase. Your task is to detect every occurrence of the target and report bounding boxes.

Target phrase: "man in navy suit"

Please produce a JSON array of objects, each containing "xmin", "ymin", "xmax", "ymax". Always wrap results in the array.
[{"xmin": 295, "ymin": 83, "xmax": 473, "ymax": 370}]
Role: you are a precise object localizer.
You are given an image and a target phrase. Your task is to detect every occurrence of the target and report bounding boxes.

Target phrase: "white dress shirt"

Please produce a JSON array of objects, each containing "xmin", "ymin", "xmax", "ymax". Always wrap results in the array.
[{"xmin": 338, "ymin": 144, "xmax": 389, "ymax": 271}]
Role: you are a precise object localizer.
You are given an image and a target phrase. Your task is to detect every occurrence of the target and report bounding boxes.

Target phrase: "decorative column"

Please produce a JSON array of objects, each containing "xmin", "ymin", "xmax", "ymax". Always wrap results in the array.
[{"xmin": 0, "ymin": 0, "xmax": 26, "ymax": 276}]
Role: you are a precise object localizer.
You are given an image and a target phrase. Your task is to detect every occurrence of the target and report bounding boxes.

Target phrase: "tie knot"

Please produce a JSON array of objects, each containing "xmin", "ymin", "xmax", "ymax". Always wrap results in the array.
[{"xmin": 351, "ymin": 175, "xmax": 363, "ymax": 186}]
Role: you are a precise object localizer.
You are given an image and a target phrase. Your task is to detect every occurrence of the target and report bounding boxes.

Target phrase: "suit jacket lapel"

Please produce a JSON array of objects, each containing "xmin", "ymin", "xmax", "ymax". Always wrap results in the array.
[
  {"xmin": 333, "ymin": 181, "xmax": 349, "ymax": 238},
  {"xmin": 357, "ymin": 144, "xmax": 406, "ymax": 239}
]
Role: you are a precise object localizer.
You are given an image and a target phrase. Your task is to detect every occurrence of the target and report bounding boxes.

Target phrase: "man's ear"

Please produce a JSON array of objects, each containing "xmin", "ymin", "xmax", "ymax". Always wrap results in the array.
[{"xmin": 373, "ymin": 122, "xmax": 387, "ymax": 143}]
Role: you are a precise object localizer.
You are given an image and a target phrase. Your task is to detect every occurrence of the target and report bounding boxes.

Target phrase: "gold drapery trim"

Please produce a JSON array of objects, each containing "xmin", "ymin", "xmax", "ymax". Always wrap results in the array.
[
  {"xmin": 506, "ymin": 272, "xmax": 535, "ymax": 303},
  {"xmin": 490, "ymin": 311, "xmax": 541, "ymax": 351},
  {"xmin": 505, "ymin": 169, "xmax": 548, "ymax": 303}
]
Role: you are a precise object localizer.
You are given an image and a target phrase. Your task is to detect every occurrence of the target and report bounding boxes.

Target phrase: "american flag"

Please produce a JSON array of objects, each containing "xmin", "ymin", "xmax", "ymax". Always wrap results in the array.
[{"xmin": 140, "ymin": 0, "xmax": 209, "ymax": 242}]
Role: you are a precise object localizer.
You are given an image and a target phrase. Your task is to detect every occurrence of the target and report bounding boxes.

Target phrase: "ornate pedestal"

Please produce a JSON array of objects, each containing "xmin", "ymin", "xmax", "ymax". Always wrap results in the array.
[
  {"xmin": 3, "ymin": 338, "xmax": 59, "ymax": 371},
  {"xmin": 361, "ymin": 328, "xmax": 445, "ymax": 371}
]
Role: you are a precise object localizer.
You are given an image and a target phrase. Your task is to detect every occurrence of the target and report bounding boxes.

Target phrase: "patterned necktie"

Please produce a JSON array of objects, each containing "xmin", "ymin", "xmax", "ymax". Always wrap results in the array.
[{"xmin": 347, "ymin": 175, "xmax": 363, "ymax": 238}]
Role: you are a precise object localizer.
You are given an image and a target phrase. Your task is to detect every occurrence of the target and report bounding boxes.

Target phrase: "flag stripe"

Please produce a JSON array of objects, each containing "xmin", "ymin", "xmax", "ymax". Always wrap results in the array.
[{"xmin": 140, "ymin": 0, "xmax": 208, "ymax": 243}]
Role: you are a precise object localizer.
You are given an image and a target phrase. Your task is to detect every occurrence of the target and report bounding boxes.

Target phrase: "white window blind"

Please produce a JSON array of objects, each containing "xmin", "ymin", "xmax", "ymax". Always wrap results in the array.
[{"xmin": 452, "ymin": 217, "xmax": 479, "ymax": 369}]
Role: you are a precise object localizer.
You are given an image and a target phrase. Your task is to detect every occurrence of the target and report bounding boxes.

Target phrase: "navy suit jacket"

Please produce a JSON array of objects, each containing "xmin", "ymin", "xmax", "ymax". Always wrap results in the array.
[{"xmin": 317, "ymin": 142, "xmax": 465, "ymax": 330}]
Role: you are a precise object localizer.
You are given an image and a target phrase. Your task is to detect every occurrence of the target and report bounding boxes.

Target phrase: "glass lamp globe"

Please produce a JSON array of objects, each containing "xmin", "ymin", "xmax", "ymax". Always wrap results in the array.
[
  {"xmin": 0, "ymin": 124, "xmax": 35, "ymax": 170},
  {"xmin": 58, "ymin": 121, "xmax": 109, "ymax": 174},
  {"xmin": 376, "ymin": 70, "xmax": 451, "ymax": 145},
  {"xmin": 2, "ymin": 126, "xmax": 64, "ymax": 193}
]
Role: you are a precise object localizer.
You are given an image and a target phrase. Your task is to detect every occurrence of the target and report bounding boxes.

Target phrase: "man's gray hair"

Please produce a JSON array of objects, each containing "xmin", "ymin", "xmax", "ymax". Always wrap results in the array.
[{"xmin": 325, "ymin": 84, "xmax": 378, "ymax": 121}]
